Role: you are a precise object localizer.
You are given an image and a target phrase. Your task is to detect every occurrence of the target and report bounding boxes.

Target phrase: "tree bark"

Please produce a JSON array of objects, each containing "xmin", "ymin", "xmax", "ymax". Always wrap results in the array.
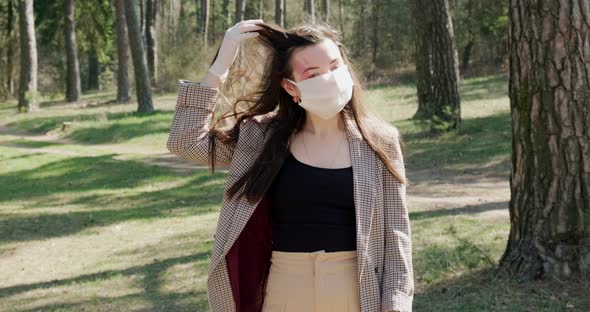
[
  {"xmin": 124, "ymin": 0, "xmax": 153, "ymax": 113},
  {"xmin": 17, "ymin": 0, "xmax": 38, "ymax": 112},
  {"xmin": 114, "ymin": 0, "xmax": 131, "ymax": 103},
  {"xmin": 498, "ymin": 0, "xmax": 590, "ymax": 281},
  {"xmin": 65, "ymin": 0, "xmax": 81, "ymax": 102},
  {"xmin": 410, "ymin": 0, "xmax": 461, "ymax": 132},
  {"xmin": 145, "ymin": 0, "xmax": 157, "ymax": 84}
]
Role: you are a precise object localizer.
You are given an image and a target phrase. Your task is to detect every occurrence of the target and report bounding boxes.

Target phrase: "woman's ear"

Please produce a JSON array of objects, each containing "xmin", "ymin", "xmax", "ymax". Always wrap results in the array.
[{"xmin": 281, "ymin": 79, "xmax": 300, "ymax": 100}]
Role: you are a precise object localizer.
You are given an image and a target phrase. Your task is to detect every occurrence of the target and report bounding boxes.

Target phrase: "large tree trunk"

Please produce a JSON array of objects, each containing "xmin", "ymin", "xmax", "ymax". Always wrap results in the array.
[
  {"xmin": 124, "ymin": 0, "xmax": 153, "ymax": 113},
  {"xmin": 498, "ymin": 0, "xmax": 590, "ymax": 281},
  {"xmin": 275, "ymin": 0, "xmax": 285, "ymax": 27},
  {"xmin": 17, "ymin": 0, "xmax": 38, "ymax": 112},
  {"xmin": 410, "ymin": 0, "xmax": 461, "ymax": 132},
  {"xmin": 114, "ymin": 0, "xmax": 131, "ymax": 103},
  {"xmin": 64, "ymin": 0, "xmax": 81, "ymax": 102},
  {"xmin": 145, "ymin": 0, "xmax": 157, "ymax": 84}
]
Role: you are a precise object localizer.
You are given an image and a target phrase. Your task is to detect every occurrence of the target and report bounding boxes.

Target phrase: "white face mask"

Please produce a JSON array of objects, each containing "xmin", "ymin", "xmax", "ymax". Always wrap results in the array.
[{"xmin": 284, "ymin": 64, "xmax": 355, "ymax": 120}]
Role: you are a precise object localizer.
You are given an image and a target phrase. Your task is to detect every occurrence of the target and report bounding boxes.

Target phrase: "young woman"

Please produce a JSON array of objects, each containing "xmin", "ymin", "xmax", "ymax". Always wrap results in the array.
[{"xmin": 167, "ymin": 19, "xmax": 414, "ymax": 312}]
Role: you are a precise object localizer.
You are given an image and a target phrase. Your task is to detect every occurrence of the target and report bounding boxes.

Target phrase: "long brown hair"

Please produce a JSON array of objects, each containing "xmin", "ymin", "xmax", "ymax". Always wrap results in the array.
[{"xmin": 206, "ymin": 21, "xmax": 408, "ymax": 204}]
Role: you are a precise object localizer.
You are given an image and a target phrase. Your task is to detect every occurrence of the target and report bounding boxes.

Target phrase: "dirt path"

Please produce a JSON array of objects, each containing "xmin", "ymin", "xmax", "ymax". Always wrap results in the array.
[{"xmin": 0, "ymin": 124, "xmax": 510, "ymax": 221}]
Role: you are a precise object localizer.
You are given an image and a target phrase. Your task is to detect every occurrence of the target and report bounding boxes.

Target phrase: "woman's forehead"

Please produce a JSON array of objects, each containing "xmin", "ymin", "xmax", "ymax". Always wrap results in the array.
[{"xmin": 291, "ymin": 39, "xmax": 342, "ymax": 73}]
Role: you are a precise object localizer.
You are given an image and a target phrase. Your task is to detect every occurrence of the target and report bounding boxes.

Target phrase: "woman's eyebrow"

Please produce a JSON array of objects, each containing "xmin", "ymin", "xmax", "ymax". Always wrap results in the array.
[{"xmin": 302, "ymin": 58, "xmax": 340, "ymax": 74}]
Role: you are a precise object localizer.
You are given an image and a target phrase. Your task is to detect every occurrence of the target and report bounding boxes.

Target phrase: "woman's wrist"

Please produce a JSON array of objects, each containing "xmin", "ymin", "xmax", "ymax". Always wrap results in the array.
[{"xmin": 201, "ymin": 70, "xmax": 223, "ymax": 89}]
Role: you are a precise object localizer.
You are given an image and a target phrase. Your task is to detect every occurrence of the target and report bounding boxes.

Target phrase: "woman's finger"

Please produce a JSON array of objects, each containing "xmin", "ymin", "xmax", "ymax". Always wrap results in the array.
[
  {"xmin": 240, "ymin": 32, "xmax": 260, "ymax": 40},
  {"xmin": 238, "ymin": 24, "xmax": 264, "ymax": 33}
]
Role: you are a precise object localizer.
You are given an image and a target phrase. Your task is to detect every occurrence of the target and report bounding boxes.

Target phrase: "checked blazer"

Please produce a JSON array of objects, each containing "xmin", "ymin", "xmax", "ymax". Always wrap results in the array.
[{"xmin": 166, "ymin": 79, "xmax": 414, "ymax": 312}]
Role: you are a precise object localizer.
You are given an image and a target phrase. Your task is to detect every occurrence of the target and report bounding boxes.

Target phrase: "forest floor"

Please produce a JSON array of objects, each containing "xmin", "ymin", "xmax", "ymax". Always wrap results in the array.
[{"xmin": 0, "ymin": 74, "xmax": 588, "ymax": 311}]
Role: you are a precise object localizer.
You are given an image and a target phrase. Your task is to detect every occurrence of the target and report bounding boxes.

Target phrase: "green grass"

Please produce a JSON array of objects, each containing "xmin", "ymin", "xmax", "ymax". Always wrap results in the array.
[{"xmin": 1, "ymin": 74, "xmax": 588, "ymax": 311}]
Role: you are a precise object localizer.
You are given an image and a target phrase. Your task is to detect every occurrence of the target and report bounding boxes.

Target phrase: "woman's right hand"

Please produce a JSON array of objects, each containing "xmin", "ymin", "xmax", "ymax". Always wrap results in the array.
[{"xmin": 208, "ymin": 19, "xmax": 264, "ymax": 83}]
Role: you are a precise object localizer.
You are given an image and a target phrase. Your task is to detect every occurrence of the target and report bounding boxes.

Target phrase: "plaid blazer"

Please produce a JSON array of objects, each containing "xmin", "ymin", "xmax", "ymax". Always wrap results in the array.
[{"xmin": 167, "ymin": 80, "xmax": 414, "ymax": 312}]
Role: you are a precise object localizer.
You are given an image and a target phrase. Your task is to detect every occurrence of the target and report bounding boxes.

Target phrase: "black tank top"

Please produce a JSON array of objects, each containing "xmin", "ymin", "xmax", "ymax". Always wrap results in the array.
[{"xmin": 268, "ymin": 151, "xmax": 356, "ymax": 252}]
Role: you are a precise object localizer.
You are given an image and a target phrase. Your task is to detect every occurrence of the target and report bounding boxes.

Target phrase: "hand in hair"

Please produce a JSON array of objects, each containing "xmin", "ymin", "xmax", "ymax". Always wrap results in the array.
[{"xmin": 208, "ymin": 19, "xmax": 264, "ymax": 84}]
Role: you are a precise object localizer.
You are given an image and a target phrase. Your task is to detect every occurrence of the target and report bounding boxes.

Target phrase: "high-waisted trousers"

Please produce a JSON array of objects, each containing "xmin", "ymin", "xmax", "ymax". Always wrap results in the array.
[{"xmin": 261, "ymin": 249, "xmax": 361, "ymax": 312}]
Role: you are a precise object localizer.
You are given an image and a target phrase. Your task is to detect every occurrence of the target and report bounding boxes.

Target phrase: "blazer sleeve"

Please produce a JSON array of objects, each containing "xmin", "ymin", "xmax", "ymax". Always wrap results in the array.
[
  {"xmin": 166, "ymin": 79, "xmax": 235, "ymax": 166},
  {"xmin": 381, "ymin": 126, "xmax": 414, "ymax": 312}
]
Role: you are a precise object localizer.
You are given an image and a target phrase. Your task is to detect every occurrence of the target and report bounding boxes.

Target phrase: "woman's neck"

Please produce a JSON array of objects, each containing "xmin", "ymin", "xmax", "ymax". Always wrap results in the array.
[{"xmin": 302, "ymin": 112, "xmax": 346, "ymax": 138}]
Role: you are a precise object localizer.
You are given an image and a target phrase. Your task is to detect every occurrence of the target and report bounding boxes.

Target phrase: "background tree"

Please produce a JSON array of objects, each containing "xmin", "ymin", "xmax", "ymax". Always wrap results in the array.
[
  {"xmin": 304, "ymin": 0, "xmax": 315, "ymax": 23},
  {"xmin": 114, "ymin": 0, "xmax": 130, "ymax": 103},
  {"xmin": 410, "ymin": 0, "xmax": 461, "ymax": 133},
  {"xmin": 145, "ymin": 0, "xmax": 157, "ymax": 83},
  {"xmin": 124, "ymin": 0, "xmax": 153, "ymax": 113},
  {"xmin": 235, "ymin": 0, "xmax": 246, "ymax": 23},
  {"xmin": 17, "ymin": 0, "xmax": 37, "ymax": 111},
  {"xmin": 275, "ymin": 0, "xmax": 285, "ymax": 27},
  {"xmin": 498, "ymin": 0, "xmax": 590, "ymax": 281},
  {"xmin": 64, "ymin": 0, "xmax": 81, "ymax": 102},
  {"xmin": 2, "ymin": 0, "xmax": 16, "ymax": 98}
]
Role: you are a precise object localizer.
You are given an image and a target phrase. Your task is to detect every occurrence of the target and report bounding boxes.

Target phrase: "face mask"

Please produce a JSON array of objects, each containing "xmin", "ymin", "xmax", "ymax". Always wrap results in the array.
[{"xmin": 284, "ymin": 64, "xmax": 354, "ymax": 120}]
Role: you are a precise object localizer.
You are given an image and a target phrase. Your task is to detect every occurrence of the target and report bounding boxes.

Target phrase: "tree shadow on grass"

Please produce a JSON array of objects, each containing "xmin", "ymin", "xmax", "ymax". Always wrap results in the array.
[
  {"xmin": 0, "ymin": 154, "xmax": 228, "ymax": 244},
  {"xmin": 0, "ymin": 251, "xmax": 211, "ymax": 312},
  {"xmin": 6, "ymin": 109, "xmax": 175, "ymax": 144},
  {"xmin": 403, "ymin": 111, "xmax": 512, "ymax": 176},
  {"xmin": 410, "ymin": 200, "xmax": 508, "ymax": 221}
]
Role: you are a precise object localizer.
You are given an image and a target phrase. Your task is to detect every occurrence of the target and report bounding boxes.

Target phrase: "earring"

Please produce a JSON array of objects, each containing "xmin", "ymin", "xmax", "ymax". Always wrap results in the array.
[{"xmin": 293, "ymin": 96, "xmax": 300, "ymax": 103}]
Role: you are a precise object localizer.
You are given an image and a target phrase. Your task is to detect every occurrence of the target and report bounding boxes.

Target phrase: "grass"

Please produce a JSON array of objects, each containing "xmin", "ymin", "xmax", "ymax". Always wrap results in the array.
[{"xmin": 0, "ymin": 73, "xmax": 588, "ymax": 311}]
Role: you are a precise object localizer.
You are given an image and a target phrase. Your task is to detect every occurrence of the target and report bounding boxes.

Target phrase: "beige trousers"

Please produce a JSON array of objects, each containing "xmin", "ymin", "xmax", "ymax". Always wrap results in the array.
[{"xmin": 262, "ymin": 249, "xmax": 361, "ymax": 312}]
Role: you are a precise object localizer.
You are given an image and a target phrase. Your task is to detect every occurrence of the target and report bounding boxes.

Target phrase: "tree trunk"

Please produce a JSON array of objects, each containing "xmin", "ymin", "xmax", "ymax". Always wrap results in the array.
[
  {"xmin": 372, "ymin": 0, "xmax": 381, "ymax": 66},
  {"xmin": 322, "ymin": 0, "xmax": 329, "ymax": 22},
  {"xmin": 199, "ymin": 0, "xmax": 210, "ymax": 46},
  {"xmin": 459, "ymin": 0, "xmax": 475, "ymax": 77},
  {"xmin": 114, "ymin": 0, "xmax": 131, "ymax": 103},
  {"xmin": 222, "ymin": 0, "xmax": 230, "ymax": 30},
  {"xmin": 124, "ymin": 0, "xmax": 153, "ymax": 113},
  {"xmin": 305, "ymin": 0, "xmax": 315, "ymax": 24},
  {"xmin": 410, "ymin": 0, "xmax": 461, "ymax": 132},
  {"xmin": 87, "ymin": 47, "xmax": 100, "ymax": 90},
  {"xmin": 5, "ymin": 0, "xmax": 16, "ymax": 97},
  {"xmin": 145, "ymin": 0, "xmax": 157, "ymax": 84},
  {"xmin": 235, "ymin": 0, "xmax": 246, "ymax": 23},
  {"xmin": 65, "ymin": 0, "xmax": 81, "ymax": 102},
  {"xmin": 498, "ymin": 0, "xmax": 590, "ymax": 282},
  {"xmin": 17, "ymin": 0, "xmax": 38, "ymax": 112},
  {"xmin": 411, "ymin": 0, "xmax": 433, "ymax": 119},
  {"xmin": 275, "ymin": 0, "xmax": 285, "ymax": 27}
]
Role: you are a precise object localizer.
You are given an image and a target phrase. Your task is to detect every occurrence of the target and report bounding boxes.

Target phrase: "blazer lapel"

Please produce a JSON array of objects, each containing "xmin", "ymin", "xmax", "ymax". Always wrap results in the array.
[{"xmin": 210, "ymin": 109, "xmax": 380, "ymax": 283}]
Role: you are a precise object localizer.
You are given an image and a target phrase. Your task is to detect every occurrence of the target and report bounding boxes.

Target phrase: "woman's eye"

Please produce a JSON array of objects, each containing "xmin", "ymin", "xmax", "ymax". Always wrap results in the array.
[{"xmin": 310, "ymin": 73, "xmax": 319, "ymax": 78}]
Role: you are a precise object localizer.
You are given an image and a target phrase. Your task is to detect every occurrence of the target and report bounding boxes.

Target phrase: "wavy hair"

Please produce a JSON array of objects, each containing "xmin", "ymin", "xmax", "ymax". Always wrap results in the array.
[{"xmin": 206, "ymin": 21, "xmax": 408, "ymax": 204}]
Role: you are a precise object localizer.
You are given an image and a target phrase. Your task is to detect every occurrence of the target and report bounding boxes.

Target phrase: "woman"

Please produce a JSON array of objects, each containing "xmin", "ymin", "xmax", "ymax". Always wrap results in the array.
[{"xmin": 167, "ymin": 19, "xmax": 414, "ymax": 312}]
